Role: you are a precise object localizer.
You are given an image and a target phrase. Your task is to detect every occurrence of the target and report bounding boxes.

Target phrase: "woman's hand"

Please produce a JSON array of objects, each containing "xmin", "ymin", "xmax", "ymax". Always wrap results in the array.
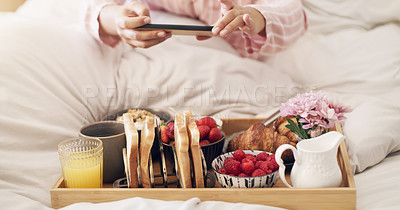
[
  {"xmin": 100, "ymin": 2, "xmax": 171, "ymax": 48},
  {"xmin": 212, "ymin": 0, "xmax": 266, "ymax": 38}
]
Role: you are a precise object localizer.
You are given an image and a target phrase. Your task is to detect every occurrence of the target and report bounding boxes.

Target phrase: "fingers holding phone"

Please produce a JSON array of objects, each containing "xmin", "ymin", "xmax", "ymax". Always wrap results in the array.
[
  {"xmin": 115, "ymin": 1, "xmax": 171, "ymax": 48},
  {"xmin": 212, "ymin": 0, "xmax": 266, "ymax": 38}
]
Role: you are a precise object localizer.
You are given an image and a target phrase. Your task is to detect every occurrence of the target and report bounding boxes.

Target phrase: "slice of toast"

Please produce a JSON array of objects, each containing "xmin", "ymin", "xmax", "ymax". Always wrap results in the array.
[
  {"xmin": 140, "ymin": 116, "xmax": 155, "ymax": 188},
  {"xmin": 123, "ymin": 113, "xmax": 139, "ymax": 188},
  {"xmin": 184, "ymin": 110, "xmax": 204, "ymax": 188},
  {"xmin": 174, "ymin": 113, "xmax": 192, "ymax": 188}
]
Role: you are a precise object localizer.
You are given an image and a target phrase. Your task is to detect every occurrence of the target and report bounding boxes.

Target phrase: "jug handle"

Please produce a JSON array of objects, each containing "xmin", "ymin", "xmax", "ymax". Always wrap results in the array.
[{"xmin": 275, "ymin": 144, "xmax": 298, "ymax": 188}]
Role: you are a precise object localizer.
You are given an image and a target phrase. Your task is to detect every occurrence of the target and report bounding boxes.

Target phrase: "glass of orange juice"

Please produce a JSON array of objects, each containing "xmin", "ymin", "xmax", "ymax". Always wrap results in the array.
[{"xmin": 58, "ymin": 138, "xmax": 103, "ymax": 188}]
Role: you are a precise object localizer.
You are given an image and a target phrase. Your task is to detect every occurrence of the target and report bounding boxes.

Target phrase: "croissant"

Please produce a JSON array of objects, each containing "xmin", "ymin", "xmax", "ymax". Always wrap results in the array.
[
  {"xmin": 228, "ymin": 116, "xmax": 298, "ymax": 162},
  {"xmin": 273, "ymin": 116, "xmax": 298, "ymax": 142}
]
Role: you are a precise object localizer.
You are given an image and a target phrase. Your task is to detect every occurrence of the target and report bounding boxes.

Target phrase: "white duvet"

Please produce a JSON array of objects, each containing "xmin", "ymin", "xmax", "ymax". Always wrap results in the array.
[{"xmin": 0, "ymin": 0, "xmax": 399, "ymax": 209}]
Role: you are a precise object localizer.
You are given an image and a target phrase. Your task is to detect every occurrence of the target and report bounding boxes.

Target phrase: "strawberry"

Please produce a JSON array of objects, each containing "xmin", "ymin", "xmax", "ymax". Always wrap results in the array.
[
  {"xmin": 165, "ymin": 122, "xmax": 174, "ymax": 139},
  {"xmin": 224, "ymin": 159, "xmax": 241, "ymax": 176},
  {"xmin": 198, "ymin": 117, "xmax": 217, "ymax": 128},
  {"xmin": 208, "ymin": 127, "xmax": 222, "ymax": 143},
  {"xmin": 252, "ymin": 169, "xmax": 267, "ymax": 177},
  {"xmin": 199, "ymin": 140, "xmax": 210, "ymax": 146},
  {"xmin": 197, "ymin": 125, "xmax": 210, "ymax": 140},
  {"xmin": 240, "ymin": 158, "xmax": 255, "ymax": 175},
  {"xmin": 233, "ymin": 150, "xmax": 245, "ymax": 161},
  {"xmin": 256, "ymin": 152, "xmax": 269, "ymax": 161},
  {"xmin": 195, "ymin": 120, "xmax": 200, "ymax": 126},
  {"xmin": 160, "ymin": 125, "xmax": 170, "ymax": 144}
]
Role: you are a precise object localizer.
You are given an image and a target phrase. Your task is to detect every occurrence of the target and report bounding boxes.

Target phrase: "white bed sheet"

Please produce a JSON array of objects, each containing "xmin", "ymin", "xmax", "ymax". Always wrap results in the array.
[
  {"xmin": 355, "ymin": 150, "xmax": 400, "ymax": 210},
  {"xmin": 1, "ymin": 0, "xmax": 400, "ymax": 209}
]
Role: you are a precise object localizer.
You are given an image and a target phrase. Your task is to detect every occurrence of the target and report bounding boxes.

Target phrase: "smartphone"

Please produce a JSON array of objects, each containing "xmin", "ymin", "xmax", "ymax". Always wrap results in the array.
[{"xmin": 135, "ymin": 24, "xmax": 213, "ymax": 36}]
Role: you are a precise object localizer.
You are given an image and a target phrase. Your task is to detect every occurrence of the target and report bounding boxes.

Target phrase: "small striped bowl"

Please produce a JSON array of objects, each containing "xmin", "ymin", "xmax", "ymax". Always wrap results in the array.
[{"xmin": 211, "ymin": 150, "xmax": 279, "ymax": 188}]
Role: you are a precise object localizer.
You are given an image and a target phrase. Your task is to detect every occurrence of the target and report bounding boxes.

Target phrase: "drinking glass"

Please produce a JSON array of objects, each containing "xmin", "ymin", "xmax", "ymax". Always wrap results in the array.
[{"xmin": 58, "ymin": 138, "xmax": 103, "ymax": 188}]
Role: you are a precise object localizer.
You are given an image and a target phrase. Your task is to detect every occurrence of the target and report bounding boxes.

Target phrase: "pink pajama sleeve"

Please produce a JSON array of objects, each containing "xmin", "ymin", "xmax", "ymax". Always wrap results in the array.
[{"xmin": 85, "ymin": 0, "xmax": 307, "ymax": 59}]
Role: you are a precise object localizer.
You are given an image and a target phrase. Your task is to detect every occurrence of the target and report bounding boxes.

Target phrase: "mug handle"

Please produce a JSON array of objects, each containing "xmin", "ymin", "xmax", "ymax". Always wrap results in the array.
[{"xmin": 275, "ymin": 144, "xmax": 298, "ymax": 188}]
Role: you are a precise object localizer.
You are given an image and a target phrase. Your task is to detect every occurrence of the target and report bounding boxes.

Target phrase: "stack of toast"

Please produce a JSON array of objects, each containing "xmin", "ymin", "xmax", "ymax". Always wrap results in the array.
[{"xmin": 123, "ymin": 110, "xmax": 205, "ymax": 188}]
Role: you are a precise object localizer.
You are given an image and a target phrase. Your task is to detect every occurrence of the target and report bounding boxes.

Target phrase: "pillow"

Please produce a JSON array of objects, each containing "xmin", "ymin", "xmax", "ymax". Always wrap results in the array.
[
  {"xmin": 344, "ymin": 89, "xmax": 400, "ymax": 173},
  {"xmin": 302, "ymin": 0, "xmax": 400, "ymax": 34}
]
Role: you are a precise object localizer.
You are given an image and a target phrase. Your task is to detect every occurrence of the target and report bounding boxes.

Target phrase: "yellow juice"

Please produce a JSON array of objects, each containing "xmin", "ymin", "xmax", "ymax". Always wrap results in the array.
[{"xmin": 62, "ymin": 158, "xmax": 103, "ymax": 188}]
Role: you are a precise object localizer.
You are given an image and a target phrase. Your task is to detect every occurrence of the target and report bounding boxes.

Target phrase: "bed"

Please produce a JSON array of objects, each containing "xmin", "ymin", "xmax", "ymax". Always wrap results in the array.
[{"xmin": 0, "ymin": 0, "xmax": 399, "ymax": 209}]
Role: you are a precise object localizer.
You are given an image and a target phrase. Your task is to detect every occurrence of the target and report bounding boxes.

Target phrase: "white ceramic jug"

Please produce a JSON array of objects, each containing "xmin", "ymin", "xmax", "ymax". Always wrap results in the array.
[{"xmin": 275, "ymin": 131, "xmax": 345, "ymax": 188}]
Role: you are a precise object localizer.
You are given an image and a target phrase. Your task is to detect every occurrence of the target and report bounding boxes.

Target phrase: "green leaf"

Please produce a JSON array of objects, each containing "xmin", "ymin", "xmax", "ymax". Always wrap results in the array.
[
  {"xmin": 286, "ymin": 118, "xmax": 309, "ymax": 139},
  {"xmin": 298, "ymin": 122, "xmax": 309, "ymax": 139},
  {"xmin": 312, "ymin": 124, "xmax": 318, "ymax": 130},
  {"xmin": 285, "ymin": 124, "xmax": 296, "ymax": 134},
  {"xmin": 286, "ymin": 118, "xmax": 298, "ymax": 132}
]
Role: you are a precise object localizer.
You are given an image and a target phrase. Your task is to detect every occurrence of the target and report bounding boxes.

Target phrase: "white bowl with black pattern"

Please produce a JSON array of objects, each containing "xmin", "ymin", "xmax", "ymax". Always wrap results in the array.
[{"xmin": 211, "ymin": 150, "xmax": 279, "ymax": 188}]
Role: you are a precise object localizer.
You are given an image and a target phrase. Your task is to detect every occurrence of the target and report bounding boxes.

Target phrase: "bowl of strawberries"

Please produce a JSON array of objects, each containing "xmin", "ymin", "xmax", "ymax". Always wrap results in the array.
[
  {"xmin": 161, "ymin": 116, "xmax": 225, "ymax": 169},
  {"xmin": 212, "ymin": 150, "xmax": 280, "ymax": 188}
]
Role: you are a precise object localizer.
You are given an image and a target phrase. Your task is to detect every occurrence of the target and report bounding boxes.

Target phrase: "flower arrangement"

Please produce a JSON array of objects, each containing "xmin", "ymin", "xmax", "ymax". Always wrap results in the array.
[{"xmin": 280, "ymin": 91, "xmax": 352, "ymax": 139}]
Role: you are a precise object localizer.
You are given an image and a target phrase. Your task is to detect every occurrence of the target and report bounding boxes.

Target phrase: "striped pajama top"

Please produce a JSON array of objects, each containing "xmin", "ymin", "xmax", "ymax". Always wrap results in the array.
[{"xmin": 86, "ymin": 0, "xmax": 307, "ymax": 59}]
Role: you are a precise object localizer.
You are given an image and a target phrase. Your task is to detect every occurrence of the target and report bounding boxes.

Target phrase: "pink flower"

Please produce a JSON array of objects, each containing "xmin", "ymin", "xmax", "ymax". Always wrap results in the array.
[
  {"xmin": 308, "ymin": 127, "xmax": 324, "ymax": 138},
  {"xmin": 299, "ymin": 116, "xmax": 328, "ymax": 129},
  {"xmin": 279, "ymin": 91, "xmax": 352, "ymax": 139}
]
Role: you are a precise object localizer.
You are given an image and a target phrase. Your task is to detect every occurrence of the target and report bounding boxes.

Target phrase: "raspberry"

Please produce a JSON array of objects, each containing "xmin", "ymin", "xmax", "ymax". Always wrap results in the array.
[
  {"xmin": 233, "ymin": 150, "xmax": 245, "ymax": 161},
  {"xmin": 238, "ymin": 173, "xmax": 249, "ymax": 177},
  {"xmin": 255, "ymin": 161, "xmax": 264, "ymax": 169},
  {"xmin": 225, "ymin": 157, "xmax": 235, "ymax": 163},
  {"xmin": 266, "ymin": 154, "xmax": 279, "ymax": 171},
  {"xmin": 197, "ymin": 125, "xmax": 210, "ymax": 139},
  {"xmin": 195, "ymin": 120, "xmax": 200, "ymax": 126},
  {"xmin": 259, "ymin": 161, "xmax": 272, "ymax": 173},
  {"xmin": 245, "ymin": 154, "xmax": 257, "ymax": 164},
  {"xmin": 256, "ymin": 152, "xmax": 269, "ymax": 161},
  {"xmin": 224, "ymin": 159, "xmax": 241, "ymax": 176},
  {"xmin": 199, "ymin": 140, "xmax": 210, "ymax": 146},
  {"xmin": 268, "ymin": 161, "xmax": 279, "ymax": 171},
  {"xmin": 198, "ymin": 117, "xmax": 217, "ymax": 128},
  {"xmin": 218, "ymin": 168, "xmax": 227, "ymax": 174},
  {"xmin": 208, "ymin": 127, "xmax": 222, "ymax": 143},
  {"xmin": 266, "ymin": 154, "xmax": 275, "ymax": 161},
  {"xmin": 252, "ymin": 169, "xmax": 267, "ymax": 177},
  {"xmin": 240, "ymin": 158, "xmax": 255, "ymax": 175}
]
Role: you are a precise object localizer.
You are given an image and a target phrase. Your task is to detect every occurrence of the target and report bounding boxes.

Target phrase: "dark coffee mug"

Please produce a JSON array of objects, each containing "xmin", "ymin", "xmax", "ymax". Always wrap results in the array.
[{"xmin": 79, "ymin": 121, "xmax": 125, "ymax": 183}]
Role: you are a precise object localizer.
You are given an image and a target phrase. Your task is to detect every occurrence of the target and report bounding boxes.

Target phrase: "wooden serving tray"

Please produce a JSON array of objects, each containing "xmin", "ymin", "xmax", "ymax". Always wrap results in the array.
[{"xmin": 51, "ymin": 118, "xmax": 356, "ymax": 209}]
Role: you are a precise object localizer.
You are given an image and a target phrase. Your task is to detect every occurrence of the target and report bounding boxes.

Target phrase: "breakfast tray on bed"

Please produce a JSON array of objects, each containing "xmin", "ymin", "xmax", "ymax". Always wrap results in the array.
[{"xmin": 51, "ymin": 118, "xmax": 356, "ymax": 210}]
